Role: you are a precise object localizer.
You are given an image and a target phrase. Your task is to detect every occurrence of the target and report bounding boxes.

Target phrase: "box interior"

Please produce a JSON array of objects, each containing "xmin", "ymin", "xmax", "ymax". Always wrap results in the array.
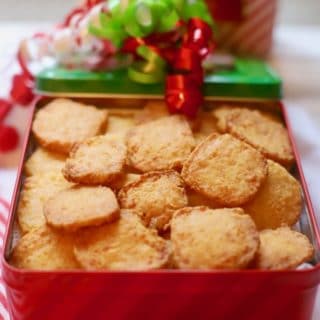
[{"xmin": 4, "ymin": 97, "xmax": 320, "ymax": 269}]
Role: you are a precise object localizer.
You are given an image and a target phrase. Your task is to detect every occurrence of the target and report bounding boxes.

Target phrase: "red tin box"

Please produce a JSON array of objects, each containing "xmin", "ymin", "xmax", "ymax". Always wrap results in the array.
[{"xmin": 2, "ymin": 98, "xmax": 320, "ymax": 320}]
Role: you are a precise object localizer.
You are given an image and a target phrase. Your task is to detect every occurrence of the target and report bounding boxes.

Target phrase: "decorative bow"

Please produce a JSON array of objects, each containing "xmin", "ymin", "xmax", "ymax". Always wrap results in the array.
[{"xmin": 90, "ymin": 0, "xmax": 216, "ymax": 117}]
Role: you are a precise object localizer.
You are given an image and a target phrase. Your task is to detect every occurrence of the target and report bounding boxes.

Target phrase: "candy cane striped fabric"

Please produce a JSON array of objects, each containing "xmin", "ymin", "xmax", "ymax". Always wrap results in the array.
[
  {"xmin": 0, "ymin": 198, "xmax": 10, "ymax": 320},
  {"xmin": 217, "ymin": 0, "xmax": 277, "ymax": 57}
]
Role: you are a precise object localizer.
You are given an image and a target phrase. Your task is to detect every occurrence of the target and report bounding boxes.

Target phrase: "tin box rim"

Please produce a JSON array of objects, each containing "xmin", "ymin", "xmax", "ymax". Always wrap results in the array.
[{"xmin": 2, "ymin": 256, "xmax": 320, "ymax": 277}]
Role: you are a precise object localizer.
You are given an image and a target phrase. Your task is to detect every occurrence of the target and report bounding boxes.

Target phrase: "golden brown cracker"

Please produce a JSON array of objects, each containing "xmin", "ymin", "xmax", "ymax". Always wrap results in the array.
[
  {"xmin": 118, "ymin": 170, "xmax": 188, "ymax": 231},
  {"xmin": 24, "ymin": 148, "xmax": 66, "ymax": 176},
  {"xmin": 212, "ymin": 106, "xmax": 243, "ymax": 132},
  {"xmin": 17, "ymin": 172, "xmax": 73, "ymax": 234},
  {"xmin": 127, "ymin": 115, "xmax": 195, "ymax": 172},
  {"xmin": 226, "ymin": 108, "xmax": 294, "ymax": 166},
  {"xmin": 135, "ymin": 100, "xmax": 200, "ymax": 130},
  {"xmin": 63, "ymin": 135, "xmax": 127, "ymax": 185},
  {"xmin": 73, "ymin": 210, "xmax": 171, "ymax": 270},
  {"xmin": 255, "ymin": 227, "xmax": 314, "ymax": 270},
  {"xmin": 32, "ymin": 99, "xmax": 108, "ymax": 154},
  {"xmin": 182, "ymin": 134, "xmax": 268, "ymax": 206},
  {"xmin": 10, "ymin": 226, "xmax": 79, "ymax": 270},
  {"xmin": 171, "ymin": 207, "xmax": 259, "ymax": 269},
  {"xmin": 44, "ymin": 186, "xmax": 120, "ymax": 232},
  {"xmin": 243, "ymin": 160, "xmax": 302, "ymax": 230},
  {"xmin": 134, "ymin": 100, "xmax": 170, "ymax": 125}
]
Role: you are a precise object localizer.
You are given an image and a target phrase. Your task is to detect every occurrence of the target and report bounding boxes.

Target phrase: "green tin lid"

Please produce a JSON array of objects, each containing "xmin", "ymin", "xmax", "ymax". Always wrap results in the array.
[{"xmin": 36, "ymin": 58, "xmax": 282, "ymax": 101}]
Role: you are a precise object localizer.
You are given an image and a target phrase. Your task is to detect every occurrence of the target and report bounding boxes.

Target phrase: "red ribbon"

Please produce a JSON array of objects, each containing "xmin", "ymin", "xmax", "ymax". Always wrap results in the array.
[
  {"xmin": 10, "ymin": 74, "xmax": 35, "ymax": 106},
  {"xmin": 166, "ymin": 74, "xmax": 203, "ymax": 118},
  {"xmin": 122, "ymin": 27, "xmax": 182, "ymax": 56},
  {"xmin": 62, "ymin": 0, "xmax": 105, "ymax": 28},
  {"xmin": 171, "ymin": 47, "xmax": 203, "ymax": 85},
  {"xmin": 86, "ymin": 0, "xmax": 104, "ymax": 9},
  {"xmin": 122, "ymin": 18, "xmax": 214, "ymax": 118},
  {"xmin": 0, "ymin": 100, "xmax": 19, "ymax": 153},
  {"xmin": 165, "ymin": 18, "xmax": 213, "ymax": 118},
  {"xmin": 0, "ymin": 125, "xmax": 19, "ymax": 152},
  {"xmin": 183, "ymin": 18, "xmax": 213, "ymax": 58},
  {"xmin": 122, "ymin": 37, "xmax": 146, "ymax": 56},
  {"xmin": 62, "ymin": 8, "xmax": 86, "ymax": 28}
]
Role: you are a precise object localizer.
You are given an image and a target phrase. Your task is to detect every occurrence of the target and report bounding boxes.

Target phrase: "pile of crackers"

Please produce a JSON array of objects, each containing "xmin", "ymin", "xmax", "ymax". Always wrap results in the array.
[{"xmin": 11, "ymin": 99, "xmax": 314, "ymax": 271}]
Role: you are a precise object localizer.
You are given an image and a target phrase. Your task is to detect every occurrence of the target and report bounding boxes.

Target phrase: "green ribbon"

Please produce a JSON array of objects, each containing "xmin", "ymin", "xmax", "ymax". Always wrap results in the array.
[
  {"xmin": 90, "ymin": 0, "xmax": 214, "ymax": 48},
  {"xmin": 89, "ymin": 0, "xmax": 214, "ymax": 84},
  {"xmin": 120, "ymin": 0, "xmax": 181, "ymax": 38},
  {"xmin": 128, "ymin": 45, "xmax": 167, "ymax": 84}
]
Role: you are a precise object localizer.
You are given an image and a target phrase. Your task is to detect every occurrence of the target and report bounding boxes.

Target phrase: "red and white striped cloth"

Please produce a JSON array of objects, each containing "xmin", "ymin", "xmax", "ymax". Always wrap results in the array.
[
  {"xmin": 217, "ymin": 0, "xmax": 277, "ymax": 57},
  {"xmin": 0, "ymin": 198, "xmax": 9, "ymax": 320}
]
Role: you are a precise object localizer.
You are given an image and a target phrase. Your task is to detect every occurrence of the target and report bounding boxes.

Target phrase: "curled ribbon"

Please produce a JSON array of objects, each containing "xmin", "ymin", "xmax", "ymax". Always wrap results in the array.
[
  {"xmin": 166, "ymin": 74, "xmax": 203, "ymax": 117},
  {"xmin": 165, "ymin": 18, "xmax": 213, "ymax": 117},
  {"xmin": 128, "ymin": 45, "xmax": 167, "ymax": 84},
  {"xmin": 91, "ymin": 0, "xmax": 216, "ymax": 118},
  {"xmin": 90, "ymin": 0, "xmax": 180, "ymax": 47}
]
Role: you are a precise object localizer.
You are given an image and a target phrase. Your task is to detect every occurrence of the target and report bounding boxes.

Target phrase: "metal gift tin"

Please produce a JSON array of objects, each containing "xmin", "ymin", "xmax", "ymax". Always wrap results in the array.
[{"xmin": 2, "ymin": 96, "xmax": 320, "ymax": 320}]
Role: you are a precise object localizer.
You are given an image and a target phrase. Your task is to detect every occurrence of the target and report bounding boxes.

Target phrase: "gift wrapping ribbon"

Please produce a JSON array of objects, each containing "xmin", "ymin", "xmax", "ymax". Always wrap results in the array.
[
  {"xmin": 90, "ymin": 0, "xmax": 216, "ymax": 117},
  {"xmin": 166, "ymin": 18, "xmax": 213, "ymax": 117}
]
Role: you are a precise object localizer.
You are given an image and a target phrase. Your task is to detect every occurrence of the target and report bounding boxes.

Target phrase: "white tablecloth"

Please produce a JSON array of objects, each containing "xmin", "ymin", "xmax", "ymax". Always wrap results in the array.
[{"xmin": 0, "ymin": 22, "xmax": 319, "ymax": 319}]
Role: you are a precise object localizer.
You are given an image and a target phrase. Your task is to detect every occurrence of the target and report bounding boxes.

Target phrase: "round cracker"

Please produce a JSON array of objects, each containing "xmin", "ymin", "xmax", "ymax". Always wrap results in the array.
[
  {"xmin": 255, "ymin": 227, "xmax": 314, "ymax": 270},
  {"xmin": 74, "ymin": 210, "xmax": 171, "ymax": 270},
  {"xmin": 10, "ymin": 226, "xmax": 79, "ymax": 270},
  {"xmin": 24, "ymin": 148, "xmax": 66, "ymax": 176},
  {"xmin": 212, "ymin": 106, "xmax": 243, "ymax": 133},
  {"xmin": 243, "ymin": 160, "xmax": 302, "ymax": 230},
  {"xmin": 212, "ymin": 106, "xmax": 282, "ymax": 133},
  {"xmin": 226, "ymin": 108, "xmax": 294, "ymax": 166},
  {"xmin": 134, "ymin": 101, "xmax": 200, "ymax": 131},
  {"xmin": 44, "ymin": 186, "xmax": 120, "ymax": 232},
  {"xmin": 63, "ymin": 135, "xmax": 127, "ymax": 185},
  {"xmin": 181, "ymin": 133, "xmax": 268, "ymax": 206},
  {"xmin": 134, "ymin": 100, "xmax": 170, "ymax": 125},
  {"xmin": 127, "ymin": 115, "xmax": 195, "ymax": 172},
  {"xmin": 17, "ymin": 172, "xmax": 73, "ymax": 234},
  {"xmin": 118, "ymin": 170, "xmax": 188, "ymax": 231},
  {"xmin": 171, "ymin": 207, "xmax": 259, "ymax": 269},
  {"xmin": 32, "ymin": 99, "xmax": 108, "ymax": 154}
]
